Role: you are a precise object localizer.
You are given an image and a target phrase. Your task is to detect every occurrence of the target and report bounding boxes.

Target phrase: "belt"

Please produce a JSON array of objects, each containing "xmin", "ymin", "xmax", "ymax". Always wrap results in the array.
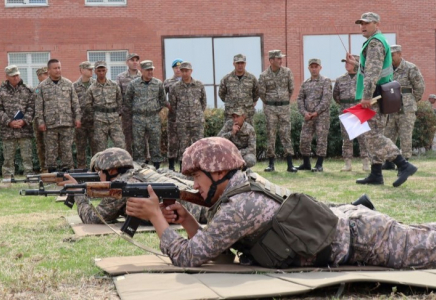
[
  {"xmin": 340, "ymin": 98, "xmax": 359, "ymax": 104},
  {"xmin": 94, "ymin": 107, "xmax": 118, "ymax": 113},
  {"xmin": 265, "ymin": 101, "xmax": 289, "ymax": 106},
  {"xmin": 401, "ymin": 87, "xmax": 412, "ymax": 94}
]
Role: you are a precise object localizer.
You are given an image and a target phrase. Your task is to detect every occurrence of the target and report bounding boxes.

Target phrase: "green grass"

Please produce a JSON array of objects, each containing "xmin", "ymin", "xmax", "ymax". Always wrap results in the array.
[{"xmin": 1, "ymin": 155, "xmax": 436, "ymax": 299}]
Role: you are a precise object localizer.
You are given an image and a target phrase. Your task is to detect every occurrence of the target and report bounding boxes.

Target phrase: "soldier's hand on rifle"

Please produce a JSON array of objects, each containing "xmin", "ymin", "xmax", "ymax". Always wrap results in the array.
[
  {"xmin": 160, "ymin": 201, "xmax": 188, "ymax": 224},
  {"xmin": 126, "ymin": 185, "xmax": 161, "ymax": 221},
  {"xmin": 57, "ymin": 173, "xmax": 78, "ymax": 187}
]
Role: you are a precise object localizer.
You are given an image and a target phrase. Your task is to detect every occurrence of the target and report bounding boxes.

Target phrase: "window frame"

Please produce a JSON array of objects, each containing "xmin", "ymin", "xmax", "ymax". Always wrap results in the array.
[
  {"xmin": 87, "ymin": 50, "xmax": 128, "ymax": 81},
  {"xmin": 7, "ymin": 51, "xmax": 50, "ymax": 88},
  {"xmin": 5, "ymin": 0, "xmax": 48, "ymax": 7},
  {"xmin": 84, "ymin": 0, "xmax": 126, "ymax": 7}
]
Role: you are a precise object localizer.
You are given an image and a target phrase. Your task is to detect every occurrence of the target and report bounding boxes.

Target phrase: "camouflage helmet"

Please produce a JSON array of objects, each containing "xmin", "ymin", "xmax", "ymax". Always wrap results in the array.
[
  {"xmin": 90, "ymin": 151, "xmax": 102, "ymax": 172},
  {"xmin": 95, "ymin": 147, "xmax": 133, "ymax": 171},
  {"xmin": 182, "ymin": 137, "xmax": 245, "ymax": 175}
]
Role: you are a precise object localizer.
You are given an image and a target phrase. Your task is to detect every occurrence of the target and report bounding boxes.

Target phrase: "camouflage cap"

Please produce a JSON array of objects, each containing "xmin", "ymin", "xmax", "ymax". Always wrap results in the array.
[
  {"xmin": 429, "ymin": 94, "xmax": 436, "ymax": 99},
  {"xmin": 308, "ymin": 58, "xmax": 321, "ymax": 66},
  {"xmin": 355, "ymin": 12, "xmax": 380, "ymax": 24},
  {"xmin": 94, "ymin": 61, "xmax": 107, "ymax": 69},
  {"xmin": 36, "ymin": 67, "xmax": 48, "ymax": 76},
  {"xmin": 179, "ymin": 61, "xmax": 192, "ymax": 70},
  {"xmin": 230, "ymin": 107, "xmax": 246, "ymax": 116},
  {"xmin": 269, "ymin": 50, "xmax": 286, "ymax": 59},
  {"xmin": 182, "ymin": 137, "xmax": 245, "ymax": 175},
  {"xmin": 140, "ymin": 60, "xmax": 154, "ymax": 70},
  {"xmin": 127, "ymin": 53, "xmax": 140, "ymax": 61},
  {"xmin": 233, "ymin": 54, "xmax": 246, "ymax": 63},
  {"xmin": 341, "ymin": 55, "xmax": 359, "ymax": 62},
  {"xmin": 95, "ymin": 147, "xmax": 133, "ymax": 171},
  {"xmin": 390, "ymin": 45, "xmax": 402, "ymax": 53},
  {"xmin": 79, "ymin": 61, "xmax": 93, "ymax": 69},
  {"xmin": 5, "ymin": 65, "xmax": 20, "ymax": 76},
  {"xmin": 171, "ymin": 58, "xmax": 183, "ymax": 68}
]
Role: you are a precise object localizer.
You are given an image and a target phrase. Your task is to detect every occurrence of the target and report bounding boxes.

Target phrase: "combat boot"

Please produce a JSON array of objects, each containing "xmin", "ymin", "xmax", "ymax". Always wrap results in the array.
[
  {"xmin": 168, "ymin": 158, "xmax": 175, "ymax": 171},
  {"xmin": 297, "ymin": 156, "xmax": 311, "ymax": 170},
  {"xmin": 311, "ymin": 157, "xmax": 324, "ymax": 172},
  {"xmin": 351, "ymin": 194, "xmax": 376, "ymax": 210},
  {"xmin": 179, "ymin": 160, "xmax": 183, "ymax": 173},
  {"xmin": 286, "ymin": 156, "xmax": 298, "ymax": 173},
  {"xmin": 381, "ymin": 160, "xmax": 396, "ymax": 170},
  {"xmin": 153, "ymin": 162, "xmax": 160, "ymax": 170},
  {"xmin": 392, "ymin": 155, "xmax": 417, "ymax": 187},
  {"xmin": 362, "ymin": 158, "xmax": 370, "ymax": 171},
  {"xmin": 356, "ymin": 164, "xmax": 384, "ymax": 185},
  {"xmin": 341, "ymin": 158, "xmax": 352, "ymax": 172},
  {"xmin": 264, "ymin": 158, "xmax": 275, "ymax": 172}
]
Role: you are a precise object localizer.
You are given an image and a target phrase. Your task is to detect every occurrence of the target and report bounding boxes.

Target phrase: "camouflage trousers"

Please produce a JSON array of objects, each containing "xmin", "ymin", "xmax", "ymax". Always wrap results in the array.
[
  {"xmin": 75, "ymin": 124, "xmax": 97, "ymax": 169},
  {"xmin": 384, "ymin": 111, "xmax": 416, "ymax": 159},
  {"xmin": 44, "ymin": 127, "xmax": 74, "ymax": 170},
  {"xmin": 94, "ymin": 119, "xmax": 126, "ymax": 153},
  {"xmin": 167, "ymin": 117, "xmax": 178, "ymax": 159},
  {"xmin": 340, "ymin": 104, "xmax": 368, "ymax": 159},
  {"xmin": 242, "ymin": 153, "xmax": 256, "ymax": 168},
  {"xmin": 133, "ymin": 114, "xmax": 163, "ymax": 163},
  {"xmin": 362, "ymin": 105, "xmax": 400, "ymax": 164},
  {"xmin": 264, "ymin": 105, "xmax": 294, "ymax": 158},
  {"xmin": 121, "ymin": 110, "xmax": 133, "ymax": 155},
  {"xmin": 33, "ymin": 121, "xmax": 45, "ymax": 171},
  {"xmin": 337, "ymin": 205, "xmax": 436, "ymax": 269},
  {"xmin": 1, "ymin": 138, "xmax": 33, "ymax": 176},
  {"xmin": 177, "ymin": 121, "xmax": 204, "ymax": 160},
  {"xmin": 299, "ymin": 112, "xmax": 330, "ymax": 157},
  {"xmin": 225, "ymin": 105, "xmax": 255, "ymax": 126}
]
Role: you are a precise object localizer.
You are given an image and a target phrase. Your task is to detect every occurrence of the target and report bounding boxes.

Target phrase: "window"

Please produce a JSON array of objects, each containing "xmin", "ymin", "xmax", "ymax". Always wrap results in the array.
[
  {"xmin": 85, "ymin": 0, "xmax": 126, "ymax": 6},
  {"xmin": 8, "ymin": 52, "xmax": 50, "ymax": 87},
  {"xmin": 87, "ymin": 50, "xmax": 128, "ymax": 80},
  {"xmin": 163, "ymin": 36, "xmax": 263, "ymax": 109},
  {"xmin": 303, "ymin": 33, "xmax": 396, "ymax": 83},
  {"xmin": 5, "ymin": 0, "xmax": 47, "ymax": 7}
]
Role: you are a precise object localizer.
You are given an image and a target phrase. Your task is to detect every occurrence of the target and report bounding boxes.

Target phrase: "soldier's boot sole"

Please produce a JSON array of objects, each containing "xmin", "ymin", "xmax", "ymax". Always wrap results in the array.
[{"xmin": 356, "ymin": 174, "xmax": 384, "ymax": 185}]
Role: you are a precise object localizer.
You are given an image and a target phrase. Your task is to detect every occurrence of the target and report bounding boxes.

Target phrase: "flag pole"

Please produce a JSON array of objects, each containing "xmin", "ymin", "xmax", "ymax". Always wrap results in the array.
[{"xmin": 370, "ymin": 95, "xmax": 382, "ymax": 105}]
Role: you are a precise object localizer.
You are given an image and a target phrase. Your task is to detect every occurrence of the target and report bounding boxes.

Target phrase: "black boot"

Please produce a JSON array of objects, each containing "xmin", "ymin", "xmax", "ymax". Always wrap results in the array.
[
  {"xmin": 297, "ymin": 156, "xmax": 311, "ymax": 170},
  {"xmin": 381, "ymin": 160, "xmax": 396, "ymax": 170},
  {"xmin": 286, "ymin": 156, "xmax": 298, "ymax": 173},
  {"xmin": 168, "ymin": 158, "xmax": 175, "ymax": 171},
  {"xmin": 392, "ymin": 155, "xmax": 417, "ymax": 187},
  {"xmin": 311, "ymin": 157, "xmax": 324, "ymax": 172},
  {"xmin": 356, "ymin": 164, "xmax": 384, "ymax": 185},
  {"xmin": 179, "ymin": 160, "xmax": 183, "ymax": 173},
  {"xmin": 153, "ymin": 162, "xmax": 160, "ymax": 170},
  {"xmin": 351, "ymin": 194, "xmax": 376, "ymax": 210},
  {"xmin": 264, "ymin": 158, "xmax": 275, "ymax": 172}
]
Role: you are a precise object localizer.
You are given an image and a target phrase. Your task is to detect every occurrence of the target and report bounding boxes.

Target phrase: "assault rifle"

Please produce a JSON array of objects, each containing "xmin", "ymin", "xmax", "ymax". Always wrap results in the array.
[
  {"xmin": 3, "ymin": 169, "xmax": 96, "ymax": 184},
  {"xmin": 20, "ymin": 181, "xmax": 206, "ymax": 237}
]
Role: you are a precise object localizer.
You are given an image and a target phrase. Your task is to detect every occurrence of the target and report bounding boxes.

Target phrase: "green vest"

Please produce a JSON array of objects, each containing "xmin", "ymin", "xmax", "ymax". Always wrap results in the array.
[{"xmin": 356, "ymin": 32, "xmax": 393, "ymax": 100}]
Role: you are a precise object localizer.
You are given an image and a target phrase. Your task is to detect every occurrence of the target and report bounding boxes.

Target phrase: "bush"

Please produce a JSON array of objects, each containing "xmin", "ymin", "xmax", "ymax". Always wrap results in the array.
[{"xmin": 412, "ymin": 101, "xmax": 436, "ymax": 150}]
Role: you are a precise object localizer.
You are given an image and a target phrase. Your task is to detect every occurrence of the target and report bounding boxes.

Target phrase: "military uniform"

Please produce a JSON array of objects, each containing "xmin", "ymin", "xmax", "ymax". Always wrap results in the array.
[
  {"xmin": 35, "ymin": 76, "xmax": 81, "ymax": 171},
  {"xmin": 218, "ymin": 70, "xmax": 259, "ymax": 125},
  {"xmin": 218, "ymin": 119, "xmax": 256, "ymax": 168},
  {"xmin": 85, "ymin": 78, "xmax": 125, "ymax": 153},
  {"xmin": 0, "ymin": 76, "xmax": 35, "ymax": 176},
  {"xmin": 164, "ymin": 74, "xmax": 182, "ymax": 161},
  {"xmin": 73, "ymin": 76, "xmax": 97, "ymax": 168},
  {"xmin": 33, "ymin": 67, "xmax": 48, "ymax": 171},
  {"xmin": 125, "ymin": 75, "xmax": 167, "ymax": 164},
  {"xmin": 384, "ymin": 54, "xmax": 425, "ymax": 159},
  {"xmin": 169, "ymin": 74, "xmax": 206, "ymax": 159}
]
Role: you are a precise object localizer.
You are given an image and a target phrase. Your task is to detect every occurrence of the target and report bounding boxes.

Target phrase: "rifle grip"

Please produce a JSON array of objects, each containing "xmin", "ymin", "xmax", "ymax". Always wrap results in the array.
[{"xmin": 162, "ymin": 199, "xmax": 178, "ymax": 222}]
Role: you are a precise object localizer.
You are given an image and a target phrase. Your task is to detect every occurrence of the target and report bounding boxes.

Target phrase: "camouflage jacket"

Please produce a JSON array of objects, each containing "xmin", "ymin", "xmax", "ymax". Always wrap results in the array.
[
  {"xmin": 116, "ymin": 69, "xmax": 141, "ymax": 98},
  {"xmin": 0, "ymin": 80, "xmax": 35, "ymax": 139},
  {"xmin": 125, "ymin": 77, "xmax": 167, "ymax": 116},
  {"xmin": 297, "ymin": 75, "xmax": 332, "ymax": 116},
  {"xmin": 218, "ymin": 70, "xmax": 259, "ymax": 109},
  {"xmin": 218, "ymin": 120, "xmax": 256, "ymax": 157},
  {"xmin": 35, "ymin": 77, "xmax": 81, "ymax": 129},
  {"xmin": 85, "ymin": 79, "xmax": 123, "ymax": 123},
  {"xmin": 258, "ymin": 66, "xmax": 294, "ymax": 104},
  {"xmin": 169, "ymin": 78, "xmax": 207, "ymax": 123},
  {"xmin": 393, "ymin": 58, "xmax": 425, "ymax": 113},
  {"xmin": 164, "ymin": 75, "xmax": 181, "ymax": 94},
  {"xmin": 333, "ymin": 73, "xmax": 358, "ymax": 105},
  {"xmin": 73, "ymin": 77, "xmax": 96, "ymax": 125},
  {"xmin": 361, "ymin": 30, "xmax": 386, "ymax": 100}
]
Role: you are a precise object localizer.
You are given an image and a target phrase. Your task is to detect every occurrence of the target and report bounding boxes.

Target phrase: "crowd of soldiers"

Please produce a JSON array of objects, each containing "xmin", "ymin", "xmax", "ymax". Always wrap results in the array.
[{"xmin": 0, "ymin": 18, "xmax": 433, "ymax": 187}]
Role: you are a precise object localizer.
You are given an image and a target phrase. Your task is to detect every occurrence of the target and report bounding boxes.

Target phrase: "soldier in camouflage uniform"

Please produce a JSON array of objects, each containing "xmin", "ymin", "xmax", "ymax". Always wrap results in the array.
[
  {"xmin": 333, "ymin": 55, "xmax": 370, "ymax": 172},
  {"xmin": 429, "ymin": 94, "xmax": 436, "ymax": 113},
  {"xmin": 169, "ymin": 61, "xmax": 206, "ymax": 171},
  {"xmin": 126, "ymin": 136, "xmax": 436, "ymax": 269},
  {"xmin": 164, "ymin": 58, "xmax": 183, "ymax": 171},
  {"xmin": 35, "ymin": 59, "xmax": 81, "ymax": 172},
  {"xmin": 218, "ymin": 54, "xmax": 259, "ymax": 125},
  {"xmin": 116, "ymin": 53, "xmax": 141, "ymax": 156},
  {"xmin": 33, "ymin": 67, "xmax": 48, "ymax": 172},
  {"xmin": 348, "ymin": 12, "xmax": 417, "ymax": 187},
  {"xmin": 125, "ymin": 60, "xmax": 168, "ymax": 169},
  {"xmin": 73, "ymin": 61, "xmax": 97, "ymax": 169},
  {"xmin": 258, "ymin": 50, "xmax": 297, "ymax": 173},
  {"xmin": 0, "ymin": 65, "xmax": 35, "ymax": 177},
  {"xmin": 85, "ymin": 61, "xmax": 125, "ymax": 153},
  {"xmin": 382, "ymin": 45, "xmax": 425, "ymax": 169},
  {"xmin": 218, "ymin": 107, "xmax": 256, "ymax": 168},
  {"xmin": 297, "ymin": 58, "xmax": 332, "ymax": 172}
]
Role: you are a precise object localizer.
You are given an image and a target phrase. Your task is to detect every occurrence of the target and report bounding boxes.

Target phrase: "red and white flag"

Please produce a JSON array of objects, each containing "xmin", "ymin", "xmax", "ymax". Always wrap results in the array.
[{"xmin": 339, "ymin": 104, "xmax": 376, "ymax": 140}]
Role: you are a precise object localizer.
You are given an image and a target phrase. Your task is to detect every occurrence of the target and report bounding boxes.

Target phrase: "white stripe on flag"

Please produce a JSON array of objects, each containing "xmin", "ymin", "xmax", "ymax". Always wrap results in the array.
[{"xmin": 339, "ymin": 112, "xmax": 371, "ymax": 140}]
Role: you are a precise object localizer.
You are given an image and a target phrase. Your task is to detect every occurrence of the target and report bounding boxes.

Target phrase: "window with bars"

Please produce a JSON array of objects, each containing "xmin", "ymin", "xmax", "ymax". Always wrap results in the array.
[
  {"xmin": 5, "ymin": 0, "xmax": 48, "ymax": 7},
  {"xmin": 8, "ymin": 52, "xmax": 50, "ymax": 87},
  {"xmin": 87, "ymin": 50, "xmax": 128, "ymax": 80},
  {"xmin": 85, "ymin": 0, "xmax": 126, "ymax": 6}
]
